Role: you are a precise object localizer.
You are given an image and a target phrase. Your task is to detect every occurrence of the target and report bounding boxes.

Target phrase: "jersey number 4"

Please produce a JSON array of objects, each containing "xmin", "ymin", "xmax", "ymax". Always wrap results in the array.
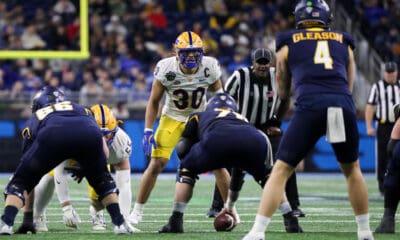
[{"xmin": 314, "ymin": 41, "xmax": 333, "ymax": 69}]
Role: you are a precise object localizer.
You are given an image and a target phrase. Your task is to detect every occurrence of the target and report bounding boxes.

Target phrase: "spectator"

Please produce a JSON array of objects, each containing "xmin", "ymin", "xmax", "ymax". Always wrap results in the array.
[
  {"xmin": 105, "ymin": 15, "xmax": 128, "ymax": 37},
  {"xmin": 20, "ymin": 25, "xmax": 46, "ymax": 50}
]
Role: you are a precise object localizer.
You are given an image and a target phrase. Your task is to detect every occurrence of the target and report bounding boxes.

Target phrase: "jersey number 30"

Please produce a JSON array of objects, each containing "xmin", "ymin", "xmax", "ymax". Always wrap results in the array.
[{"xmin": 314, "ymin": 41, "xmax": 333, "ymax": 69}]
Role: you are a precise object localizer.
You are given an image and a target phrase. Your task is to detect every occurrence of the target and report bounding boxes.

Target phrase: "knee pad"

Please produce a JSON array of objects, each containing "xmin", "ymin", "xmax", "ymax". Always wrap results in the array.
[
  {"xmin": 176, "ymin": 137, "xmax": 194, "ymax": 159},
  {"xmin": 383, "ymin": 171, "xmax": 400, "ymax": 190},
  {"xmin": 4, "ymin": 180, "xmax": 25, "ymax": 205},
  {"xmin": 90, "ymin": 172, "xmax": 118, "ymax": 202},
  {"xmin": 230, "ymin": 168, "xmax": 245, "ymax": 192},
  {"xmin": 255, "ymin": 167, "xmax": 272, "ymax": 188},
  {"xmin": 176, "ymin": 168, "xmax": 198, "ymax": 186}
]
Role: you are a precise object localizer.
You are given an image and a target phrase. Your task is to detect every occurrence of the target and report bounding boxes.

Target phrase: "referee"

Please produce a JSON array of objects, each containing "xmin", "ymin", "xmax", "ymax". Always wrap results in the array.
[
  {"xmin": 365, "ymin": 61, "xmax": 400, "ymax": 195},
  {"xmin": 207, "ymin": 48, "xmax": 304, "ymax": 218}
]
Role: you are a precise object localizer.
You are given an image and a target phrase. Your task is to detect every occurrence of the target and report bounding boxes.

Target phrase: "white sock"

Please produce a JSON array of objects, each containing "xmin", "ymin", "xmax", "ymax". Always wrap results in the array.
[
  {"xmin": 34, "ymin": 174, "xmax": 55, "ymax": 219},
  {"xmin": 278, "ymin": 201, "xmax": 292, "ymax": 215},
  {"xmin": 355, "ymin": 213, "xmax": 371, "ymax": 231},
  {"xmin": 133, "ymin": 202, "xmax": 145, "ymax": 213},
  {"xmin": 249, "ymin": 214, "xmax": 270, "ymax": 233},
  {"xmin": 115, "ymin": 169, "xmax": 132, "ymax": 219},
  {"xmin": 173, "ymin": 202, "xmax": 187, "ymax": 213},
  {"xmin": 54, "ymin": 161, "xmax": 71, "ymax": 204}
]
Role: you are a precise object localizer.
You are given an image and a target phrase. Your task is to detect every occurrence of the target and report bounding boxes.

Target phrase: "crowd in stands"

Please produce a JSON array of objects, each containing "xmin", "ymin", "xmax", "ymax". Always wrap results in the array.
[
  {"xmin": 0, "ymin": 0, "xmax": 398, "ymax": 113},
  {"xmin": 339, "ymin": 0, "xmax": 400, "ymax": 66},
  {"xmin": 0, "ymin": 0, "xmax": 296, "ymax": 110}
]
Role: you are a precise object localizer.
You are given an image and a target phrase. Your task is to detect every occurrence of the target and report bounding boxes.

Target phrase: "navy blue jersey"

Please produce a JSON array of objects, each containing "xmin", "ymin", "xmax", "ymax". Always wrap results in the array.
[
  {"xmin": 21, "ymin": 101, "xmax": 95, "ymax": 152},
  {"xmin": 14, "ymin": 101, "xmax": 109, "ymax": 194},
  {"xmin": 276, "ymin": 28, "xmax": 355, "ymax": 99},
  {"xmin": 180, "ymin": 108, "xmax": 270, "ymax": 182}
]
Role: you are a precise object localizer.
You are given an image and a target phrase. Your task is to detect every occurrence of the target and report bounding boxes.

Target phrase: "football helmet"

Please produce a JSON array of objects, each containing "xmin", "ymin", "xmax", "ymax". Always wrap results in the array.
[
  {"xmin": 294, "ymin": 0, "xmax": 332, "ymax": 29},
  {"xmin": 174, "ymin": 31, "xmax": 204, "ymax": 69},
  {"xmin": 31, "ymin": 86, "xmax": 65, "ymax": 113},
  {"xmin": 206, "ymin": 93, "xmax": 238, "ymax": 112},
  {"xmin": 90, "ymin": 104, "xmax": 118, "ymax": 145}
]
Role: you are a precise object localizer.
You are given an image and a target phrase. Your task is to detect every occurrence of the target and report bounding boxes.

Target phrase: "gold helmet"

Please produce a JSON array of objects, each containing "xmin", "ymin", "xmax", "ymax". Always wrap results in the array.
[
  {"xmin": 90, "ymin": 104, "xmax": 118, "ymax": 145},
  {"xmin": 174, "ymin": 31, "xmax": 204, "ymax": 69}
]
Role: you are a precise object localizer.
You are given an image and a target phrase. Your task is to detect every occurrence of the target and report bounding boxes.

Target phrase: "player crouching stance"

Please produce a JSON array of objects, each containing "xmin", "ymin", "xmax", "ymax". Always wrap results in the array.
[
  {"xmin": 158, "ymin": 93, "xmax": 302, "ymax": 233},
  {"xmin": 0, "ymin": 86, "xmax": 134, "ymax": 235},
  {"xmin": 375, "ymin": 103, "xmax": 400, "ymax": 234},
  {"xmin": 88, "ymin": 104, "xmax": 134, "ymax": 230}
]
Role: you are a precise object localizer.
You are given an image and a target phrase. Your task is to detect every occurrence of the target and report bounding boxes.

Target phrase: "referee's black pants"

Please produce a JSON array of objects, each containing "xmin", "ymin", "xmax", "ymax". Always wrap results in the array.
[
  {"xmin": 270, "ymin": 134, "xmax": 301, "ymax": 209},
  {"xmin": 377, "ymin": 122, "xmax": 395, "ymax": 194}
]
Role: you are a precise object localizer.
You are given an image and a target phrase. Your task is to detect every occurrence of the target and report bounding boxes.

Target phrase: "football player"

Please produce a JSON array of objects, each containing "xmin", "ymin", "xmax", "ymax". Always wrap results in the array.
[
  {"xmin": 242, "ymin": 1, "xmax": 373, "ymax": 240},
  {"xmin": 158, "ymin": 93, "xmax": 302, "ymax": 233},
  {"xmin": 375, "ymin": 103, "xmax": 400, "ymax": 233},
  {"xmin": 88, "ymin": 104, "xmax": 133, "ymax": 230},
  {"xmin": 0, "ymin": 86, "xmax": 134, "ymax": 235},
  {"xmin": 130, "ymin": 31, "xmax": 229, "ymax": 224},
  {"xmin": 19, "ymin": 104, "xmax": 134, "ymax": 232}
]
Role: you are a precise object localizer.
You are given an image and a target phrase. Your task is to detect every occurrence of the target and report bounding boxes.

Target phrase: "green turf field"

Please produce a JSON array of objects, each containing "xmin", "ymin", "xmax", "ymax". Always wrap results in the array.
[{"xmin": 0, "ymin": 173, "xmax": 398, "ymax": 240}]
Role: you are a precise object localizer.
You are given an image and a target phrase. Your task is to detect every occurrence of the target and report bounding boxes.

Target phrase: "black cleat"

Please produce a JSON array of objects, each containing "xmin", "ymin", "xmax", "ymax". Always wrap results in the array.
[
  {"xmin": 375, "ymin": 216, "xmax": 395, "ymax": 233},
  {"xmin": 206, "ymin": 207, "xmax": 221, "ymax": 218},
  {"xmin": 159, "ymin": 212, "xmax": 183, "ymax": 233},
  {"xmin": 15, "ymin": 222, "xmax": 36, "ymax": 234},
  {"xmin": 292, "ymin": 208, "xmax": 306, "ymax": 218},
  {"xmin": 283, "ymin": 212, "xmax": 303, "ymax": 233}
]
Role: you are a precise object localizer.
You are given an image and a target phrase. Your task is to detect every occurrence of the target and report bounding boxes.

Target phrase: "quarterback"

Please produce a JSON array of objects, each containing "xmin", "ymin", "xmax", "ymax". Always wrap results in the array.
[{"xmin": 130, "ymin": 31, "xmax": 229, "ymax": 224}]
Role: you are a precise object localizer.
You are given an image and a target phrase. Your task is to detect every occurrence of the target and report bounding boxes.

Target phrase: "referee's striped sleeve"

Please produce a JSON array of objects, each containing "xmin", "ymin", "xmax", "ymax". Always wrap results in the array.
[
  {"xmin": 224, "ymin": 70, "xmax": 240, "ymax": 99},
  {"xmin": 367, "ymin": 84, "xmax": 377, "ymax": 105}
]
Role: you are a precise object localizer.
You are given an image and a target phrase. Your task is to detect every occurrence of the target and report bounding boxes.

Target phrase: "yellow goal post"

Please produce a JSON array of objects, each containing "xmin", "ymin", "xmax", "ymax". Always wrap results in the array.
[{"xmin": 0, "ymin": 0, "xmax": 89, "ymax": 59}]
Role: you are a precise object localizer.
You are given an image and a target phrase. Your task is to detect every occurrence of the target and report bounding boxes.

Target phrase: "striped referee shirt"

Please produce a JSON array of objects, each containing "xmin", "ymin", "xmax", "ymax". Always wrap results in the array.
[
  {"xmin": 224, "ymin": 66, "xmax": 278, "ymax": 128},
  {"xmin": 367, "ymin": 79, "xmax": 400, "ymax": 123}
]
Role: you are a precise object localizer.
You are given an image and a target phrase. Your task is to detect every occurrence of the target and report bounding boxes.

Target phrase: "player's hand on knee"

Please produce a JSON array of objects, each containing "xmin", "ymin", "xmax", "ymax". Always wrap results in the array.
[{"xmin": 142, "ymin": 129, "xmax": 157, "ymax": 156}]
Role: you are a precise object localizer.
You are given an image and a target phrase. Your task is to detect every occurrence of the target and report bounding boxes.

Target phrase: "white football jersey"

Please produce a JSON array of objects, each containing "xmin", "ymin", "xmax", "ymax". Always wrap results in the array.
[
  {"xmin": 108, "ymin": 128, "xmax": 132, "ymax": 165},
  {"xmin": 154, "ymin": 56, "xmax": 222, "ymax": 122}
]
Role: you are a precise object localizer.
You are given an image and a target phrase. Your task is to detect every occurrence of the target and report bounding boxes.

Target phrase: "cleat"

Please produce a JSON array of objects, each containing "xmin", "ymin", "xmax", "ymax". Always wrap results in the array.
[
  {"xmin": 358, "ymin": 230, "xmax": 374, "ymax": 240},
  {"xmin": 375, "ymin": 216, "xmax": 395, "ymax": 233},
  {"xmin": 90, "ymin": 207, "xmax": 106, "ymax": 231},
  {"xmin": 206, "ymin": 207, "xmax": 221, "ymax": 218},
  {"xmin": 15, "ymin": 222, "xmax": 36, "ymax": 234},
  {"xmin": 35, "ymin": 215, "xmax": 48, "ymax": 232},
  {"xmin": 159, "ymin": 212, "xmax": 183, "ymax": 233},
  {"xmin": 62, "ymin": 205, "xmax": 81, "ymax": 229},
  {"xmin": 241, "ymin": 231, "xmax": 265, "ymax": 240},
  {"xmin": 283, "ymin": 212, "xmax": 303, "ymax": 233},
  {"xmin": 113, "ymin": 221, "xmax": 139, "ymax": 234},
  {"xmin": 0, "ymin": 219, "xmax": 13, "ymax": 235},
  {"xmin": 129, "ymin": 210, "xmax": 143, "ymax": 225},
  {"xmin": 292, "ymin": 208, "xmax": 306, "ymax": 217}
]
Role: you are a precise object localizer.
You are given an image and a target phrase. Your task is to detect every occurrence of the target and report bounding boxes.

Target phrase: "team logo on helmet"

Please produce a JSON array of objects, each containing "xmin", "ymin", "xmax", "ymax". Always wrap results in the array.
[
  {"xmin": 294, "ymin": 0, "xmax": 332, "ymax": 29},
  {"xmin": 90, "ymin": 104, "xmax": 119, "ymax": 146},
  {"xmin": 206, "ymin": 93, "xmax": 238, "ymax": 112},
  {"xmin": 31, "ymin": 86, "xmax": 66, "ymax": 113},
  {"xmin": 175, "ymin": 31, "xmax": 204, "ymax": 69}
]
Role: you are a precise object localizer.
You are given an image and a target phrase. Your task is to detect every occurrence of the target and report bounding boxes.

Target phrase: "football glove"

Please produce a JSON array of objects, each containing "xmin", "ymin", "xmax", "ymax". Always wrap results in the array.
[
  {"xmin": 142, "ymin": 129, "xmax": 157, "ymax": 157},
  {"xmin": 64, "ymin": 164, "xmax": 84, "ymax": 183},
  {"xmin": 62, "ymin": 205, "xmax": 81, "ymax": 229}
]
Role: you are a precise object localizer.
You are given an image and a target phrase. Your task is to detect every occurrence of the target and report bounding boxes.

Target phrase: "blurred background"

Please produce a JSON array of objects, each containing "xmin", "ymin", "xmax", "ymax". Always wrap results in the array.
[{"xmin": 0, "ymin": 0, "xmax": 398, "ymax": 173}]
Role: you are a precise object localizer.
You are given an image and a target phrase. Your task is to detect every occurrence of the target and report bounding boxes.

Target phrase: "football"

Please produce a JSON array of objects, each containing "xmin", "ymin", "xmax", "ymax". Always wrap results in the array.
[{"xmin": 213, "ymin": 211, "xmax": 237, "ymax": 232}]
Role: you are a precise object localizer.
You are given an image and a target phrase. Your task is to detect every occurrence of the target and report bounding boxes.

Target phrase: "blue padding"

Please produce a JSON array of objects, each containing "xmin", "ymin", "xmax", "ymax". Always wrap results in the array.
[
  {"xmin": 124, "ymin": 120, "xmax": 180, "ymax": 172},
  {"xmin": 0, "ymin": 121, "xmax": 15, "ymax": 138}
]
